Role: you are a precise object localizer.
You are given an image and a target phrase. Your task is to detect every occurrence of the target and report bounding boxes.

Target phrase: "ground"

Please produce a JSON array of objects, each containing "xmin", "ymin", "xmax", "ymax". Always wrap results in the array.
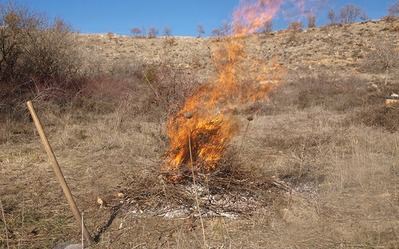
[{"xmin": 1, "ymin": 19, "xmax": 399, "ymax": 248}]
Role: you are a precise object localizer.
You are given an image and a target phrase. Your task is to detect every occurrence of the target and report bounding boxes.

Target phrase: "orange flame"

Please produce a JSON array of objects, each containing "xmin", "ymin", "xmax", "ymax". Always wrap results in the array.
[{"xmin": 163, "ymin": 0, "xmax": 287, "ymax": 180}]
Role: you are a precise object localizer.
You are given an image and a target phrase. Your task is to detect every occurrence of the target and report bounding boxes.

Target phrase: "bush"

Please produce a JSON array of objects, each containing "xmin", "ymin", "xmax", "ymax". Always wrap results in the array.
[
  {"xmin": 132, "ymin": 63, "xmax": 199, "ymax": 120},
  {"xmin": 388, "ymin": 1, "xmax": 399, "ymax": 17},
  {"xmin": 131, "ymin": 27, "xmax": 142, "ymax": 37},
  {"xmin": 288, "ymin": 21, "xmax": 303, "ymax": 32},
  {"xmin": 307, "ymin": 14, "xmax": 316, "ymax": 28},
  {"xmin": 295, "ymin": 74, "xmax": 367, "ymax": 111},
  {"xmin": 212, "ymin": 22, "xmax": 230, "ymax": 39},
  {"xmin": 360, "ymin": 40, "xmax": 399, "ymax": 75},
  {"xmin": 270, "ymin": 73, "xmax": 366, "ymax": 112},
  {"xmin": 328, "ymin": 9, "xmax": 337, "ymax": 25},
  {"xmin": 197, "ymin": 25, "xmax": 205, "ymax": 38},
  {"xmin": 0, "ymin": 3, "xmax": 83, "ymax": 106},
  {"xmin": 339, "ymin": 4, "xmax": 368, "ymax": 24},
  {"xmin": 262, "ymin": 20, "xmax": 273, "ymax": 33},
  {"xmin": 147, "ymin": 27, "xmax": 158, "ymax": 38},
  {"xmin": 163, "ymin": 26, "xmax": 172, "ymax": 37},
  {"xmin": 355, "ymin": 104, "xmax": 399, "ymax": 132}
]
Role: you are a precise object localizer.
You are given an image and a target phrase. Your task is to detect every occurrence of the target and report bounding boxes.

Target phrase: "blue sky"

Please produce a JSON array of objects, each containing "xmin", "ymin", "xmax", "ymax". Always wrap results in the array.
[{"xmin": 1, "ymin": 0, "xmax": 396, "ymax": 36}]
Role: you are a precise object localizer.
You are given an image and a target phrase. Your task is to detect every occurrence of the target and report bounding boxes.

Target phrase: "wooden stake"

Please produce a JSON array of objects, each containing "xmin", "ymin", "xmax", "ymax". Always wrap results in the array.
[{"xmin": 26, "ymin": 101, "xmax": 93, "ymax": 246}]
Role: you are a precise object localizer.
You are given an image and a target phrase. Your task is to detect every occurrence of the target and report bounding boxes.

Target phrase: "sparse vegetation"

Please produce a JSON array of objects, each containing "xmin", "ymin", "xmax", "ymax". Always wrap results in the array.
[
  {"xmin": 388, "ymin": 0, "xmax": 399, "ymax": 17},
  {"xmin": 163, "ymin": 26, "xmax": 172, "ymax": 37},
  {"xmin": 197, "ymin": 24, "xmax": 205, "ymax": 38},
  {"xmin": 327, "ymin": 9, "xmax": 337, "ymax": 25},
  {"xmin": 212, "ymin": 22, "xmax": 230, "ymax": 38},
  {"xmin": 288, "ymin": 21, "xmax": 303, "ymax": 31},
  {"xmin": 1, "ymin": 2, "xmax": 399, "ymax": 249},
  {"xmin": 147, "ymin": 27, "xmax": 158, "ymax": 38},
  {"xmin": 0, "ymin": 3, "xmax": 84, "ymax": 109},
  {"xmin": 361, "ymin": 39, "xmax": 399, "ymax": 75},
  {"xmin": 339, "ymin": 4, "xmax": 368, "ymax": 24},
  {"xmin": 262, "ymin": 20, "xmax": 273, "ymax": 33},
  {"xmin": 130, "ymin": 27, "xmax": 142, "ymax": 37},
  {"xmin": 307, "ymin": 14, "xmax": 316, "ymax": 28}
]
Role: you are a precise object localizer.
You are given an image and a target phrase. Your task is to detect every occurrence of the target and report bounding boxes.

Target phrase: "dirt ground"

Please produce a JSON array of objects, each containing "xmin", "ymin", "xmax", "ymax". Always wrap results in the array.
[{"xmin": 1, "ymin": 20, "xmax": 399, "ymax": 249}]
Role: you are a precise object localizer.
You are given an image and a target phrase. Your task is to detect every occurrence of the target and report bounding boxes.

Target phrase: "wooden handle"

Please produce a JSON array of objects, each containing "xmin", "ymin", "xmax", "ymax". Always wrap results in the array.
[{"xmin": 26, "ymin": 101, "xmax": 93, "ymax": 246}]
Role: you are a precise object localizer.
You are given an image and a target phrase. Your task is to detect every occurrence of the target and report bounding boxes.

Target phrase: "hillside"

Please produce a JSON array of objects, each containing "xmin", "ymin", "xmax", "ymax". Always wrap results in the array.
[
  {"xmin": 78, "ymin": 19, "xmax": 399, "ymax": 78},
  {"xmin": 1, "ymin": 19, "xmax": 399, "ymax": 249}
]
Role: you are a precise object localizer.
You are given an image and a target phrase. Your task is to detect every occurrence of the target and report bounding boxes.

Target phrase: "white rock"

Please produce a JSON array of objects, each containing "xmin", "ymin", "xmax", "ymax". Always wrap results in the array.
[{"xmin": 64, "ymin": 245, "xmax": 82, "ymax": 249}]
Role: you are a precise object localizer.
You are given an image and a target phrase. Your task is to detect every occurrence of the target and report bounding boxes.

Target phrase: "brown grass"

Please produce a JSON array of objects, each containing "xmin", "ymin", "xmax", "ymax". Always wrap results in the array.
[
  {"xmin": 355, "ymin": 104, "xmax": 399, "ymax": 132},
  {"xmin": 1, "ymin": 19, "xmax": 399, "ymax": 249}
]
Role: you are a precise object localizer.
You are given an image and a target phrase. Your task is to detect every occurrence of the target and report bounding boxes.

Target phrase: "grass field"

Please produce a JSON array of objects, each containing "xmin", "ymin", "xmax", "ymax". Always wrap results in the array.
[{"xmin": 1, "ymin": 18, "xmax": 399, "ymax": 249}]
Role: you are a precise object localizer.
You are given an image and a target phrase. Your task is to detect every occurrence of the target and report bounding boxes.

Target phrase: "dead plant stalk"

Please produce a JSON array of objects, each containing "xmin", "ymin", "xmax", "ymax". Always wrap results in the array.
[
  {"xmin": 187, "ymin": 125, "xmax": 207, "ymax": 248},
  {"xmin": 0, "ymin": 200, "xmax": 10, "ymax": 249}
]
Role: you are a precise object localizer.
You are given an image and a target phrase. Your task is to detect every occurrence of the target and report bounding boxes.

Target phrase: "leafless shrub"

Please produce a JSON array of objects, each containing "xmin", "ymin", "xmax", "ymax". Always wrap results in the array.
[
  {"xmin": 328, "ymin": 9, "xmax": 337, "ymax": 25},
  {"xmin": 133, "ymin": 63, "xmax": 199, "ymax": 120},
  {"xmin": 197, "ymin": 24, "xmax": 205, "ymax": 38},
  {"xmin": 262, "ymin": 20, "xmax": 273, "ymax": 33},
  {"xmin": 0, "ymin": 3, "xmax": 83, "ymax": 109},
  {"xmin": 130, "ymin": 27, "xmax": 142, "ymax": 37},
  {"xmin": 382, "ymin": 15, "xmax": 399, "ymax": 23},
  {"xmin": 285, "ymin": 21, "xmax": 302, "ymax": 44},
  {"xmin": 288, "ymin": 21, "xmax": 303, "ymax": 32},
  {"xmin": 339, "ymin": 4, "xmax": 368, "ymax": 24},
  {"xmin": 163, "ymin": 26, "xmax": 172, "ymax": 37},
  {"xmin": 212, "ymin": 22, "xmax": 230, "ymax": 39},
  {"xmin": 360, "ymin": 40, "xmax": 399, "ymax": 81},
  {"xmin": 147, "ymin": 27, "xmax": 158, "ymax": 38},
  {"xmin": 162, "ymin": 27, "xmax": 176, "ymax": 46},
  {"xmin": 355, "ymin": 104, "xmax": 399, "ymax": 132},
  {"xmin": 388, "ymin": 0, "xmax": 399, "ymax": 17},
  {"xmin": 295, "ymin": 74, "xmax": 367, "ymax": 111},
  {"xmin": 263, "ymin": 73, "xmax": 367, "ymax": 113},
  {"xmin": 164, "ymin": 37, "xmax": 177, "ymax": 47},
  {"xmin": 307, "ymin": 14, "xmax": 316, "ymax": 28}
]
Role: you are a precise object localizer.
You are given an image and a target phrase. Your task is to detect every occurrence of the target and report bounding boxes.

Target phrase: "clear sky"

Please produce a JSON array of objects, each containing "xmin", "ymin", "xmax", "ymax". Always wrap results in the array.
[{"xmin": 1, "ymin": 0, "xmax": 396, "ymax": 36}]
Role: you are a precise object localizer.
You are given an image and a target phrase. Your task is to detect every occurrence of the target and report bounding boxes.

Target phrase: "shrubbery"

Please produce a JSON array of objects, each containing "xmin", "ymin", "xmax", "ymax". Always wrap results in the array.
[{"xmin": 0, "ymin": 3, "xmax": 84, "ymax": 108}]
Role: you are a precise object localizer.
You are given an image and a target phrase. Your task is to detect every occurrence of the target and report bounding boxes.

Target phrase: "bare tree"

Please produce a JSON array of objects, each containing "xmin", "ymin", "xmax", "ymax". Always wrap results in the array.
[
  {"xmin": 262, "ymin": 20, "xmax": 273, "ymax": 33},
  {"xmin": 328, "ymin": 9, "xmax": 337, "ymax": 25},
  {"xmin": 339, "ymin": 4, "xmax": 368, "ymax": 24},
  {"xmin": 212, "ymin": 22, "xmax": 230, "ymax": 38},
  {"xmin": 388, "ymin": 0, "xmax": 399, "ymax": 16},
  {"xmin": 288, "ymin": 21, "xmax": 303, "ymax": 32},
  {"xmin": 131, "ymin": 27, "xmax": 142, "ymax": 37},
  {"xmin": 212, "ymin": 28, "xmax": 222, "ymax": 38},
  {"xmin": 163, "ymin": 26, "xmax": 172, "ymax": 37},
  {"xmin": 147, "ymin": 27, "xmax": 158, "ymax": 38},
  {"xmin": 163, "ymin": 26, "xmax": 176, "ymax": 46},
  {"xmin": 362, "ymin": 40, "xmax": 399, "ymax": 85},
  {"xmin": 197, "ymin": 25, "xmax": 205, "ymax": 38},
  {"xmin": 307, "ymin": 14, "xmax": 316, "ymax": 28}
]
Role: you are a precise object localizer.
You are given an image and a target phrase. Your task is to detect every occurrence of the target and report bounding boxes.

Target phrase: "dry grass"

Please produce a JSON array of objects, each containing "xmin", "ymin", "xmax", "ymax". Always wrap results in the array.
[{"xmin": 1, "ymin": 19, "xmax": 399, "ymax": 249}]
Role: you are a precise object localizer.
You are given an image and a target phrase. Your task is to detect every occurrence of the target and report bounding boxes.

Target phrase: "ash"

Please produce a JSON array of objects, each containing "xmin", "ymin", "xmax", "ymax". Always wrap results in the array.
[{"xmin": 121, "ymin": 175, "xmax": 290, "ymax": 219}]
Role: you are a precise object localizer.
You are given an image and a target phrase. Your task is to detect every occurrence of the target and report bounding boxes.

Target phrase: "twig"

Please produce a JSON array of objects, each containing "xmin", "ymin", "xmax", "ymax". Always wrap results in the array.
[
  {"xmin": 188, "ymin": 129, "xmax": 207, "ymax": 248},
  {"xmin": 238, "ymin": 119, "xmax": 251, "ymax": 156},
  {"xmin": 143, "ymin": 73, "xmax": 162, "ymax": 104},
  {"xmin": 81, "ymin": 212, "xmax": 84, "ymax": 249},
  {"xmin": 227, "ymin": 116, "xmax": 253, "ymax": 189},
  {"xmin": 0, "ymin": 200, "xmax": 10, "ymax": 249}
]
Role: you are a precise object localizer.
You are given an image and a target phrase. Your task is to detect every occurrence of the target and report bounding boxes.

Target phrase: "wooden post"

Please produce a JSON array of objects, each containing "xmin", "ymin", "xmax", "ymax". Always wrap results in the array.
[{"xmin": 26, "ymin": 101, "xmax": 93, "ymax": 246}]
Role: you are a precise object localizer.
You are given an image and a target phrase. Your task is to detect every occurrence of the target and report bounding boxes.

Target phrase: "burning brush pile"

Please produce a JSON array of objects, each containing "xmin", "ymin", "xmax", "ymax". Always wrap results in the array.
[
  {"xmin": 163, "ymin": 0, "xmax": 285, "ymax": 181},
  {"xmin": 123, "ymin": 0, "xmax": 306, "ymax": 218}
]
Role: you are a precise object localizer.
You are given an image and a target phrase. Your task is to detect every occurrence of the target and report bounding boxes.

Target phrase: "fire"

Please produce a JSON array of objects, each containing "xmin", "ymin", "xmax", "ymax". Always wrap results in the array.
[{"xmin": 163, "ymin": 0, "xmax": 288, "ymax": 179}]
